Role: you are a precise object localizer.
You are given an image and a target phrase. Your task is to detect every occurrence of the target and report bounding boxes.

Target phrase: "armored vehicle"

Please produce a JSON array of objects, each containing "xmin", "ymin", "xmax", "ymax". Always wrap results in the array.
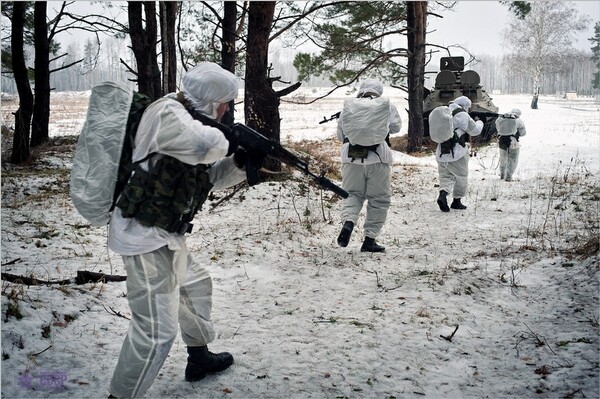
[{"xmin": 423, "ymin": 56, "xmax": 499, "ymax": 142}]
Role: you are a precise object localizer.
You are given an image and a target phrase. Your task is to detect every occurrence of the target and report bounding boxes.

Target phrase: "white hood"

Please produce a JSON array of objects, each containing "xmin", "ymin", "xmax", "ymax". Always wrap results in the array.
[
  {"xmin": 357, "ymin": 78, "xmax": 384, "ymax": 98},
  {"xmin": 181, "ymin": 62, "xmax": 238, "ymax": 119},
  {"xmin": 451, "ymin": 96, "xmax": 472, "ymax": 112}
]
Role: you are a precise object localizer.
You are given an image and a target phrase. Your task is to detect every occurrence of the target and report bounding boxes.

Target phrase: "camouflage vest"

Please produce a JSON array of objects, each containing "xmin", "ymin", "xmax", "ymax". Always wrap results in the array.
[
  {"xmin": 116, "ymin": 155, "xmax": 213, "ymax": 235},
  {"xmin": 498, "ymin": 134, "xmax": 519, "ymax": 151}
]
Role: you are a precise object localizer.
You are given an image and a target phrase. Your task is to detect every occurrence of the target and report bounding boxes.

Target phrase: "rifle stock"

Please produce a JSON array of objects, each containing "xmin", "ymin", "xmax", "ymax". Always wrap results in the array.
[{"xmin": 191, "ymin": 112, "xmax": 349, "ymax": 199}]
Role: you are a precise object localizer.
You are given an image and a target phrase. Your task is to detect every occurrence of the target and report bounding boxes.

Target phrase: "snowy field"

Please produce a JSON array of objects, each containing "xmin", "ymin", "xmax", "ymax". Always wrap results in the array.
[{"xmin": 1, "ymin": 89, "xmax": 599, "ymax": 399}]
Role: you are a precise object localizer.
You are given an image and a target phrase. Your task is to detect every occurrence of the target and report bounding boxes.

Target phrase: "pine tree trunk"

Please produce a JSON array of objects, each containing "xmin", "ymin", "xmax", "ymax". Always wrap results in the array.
[
  {"xmin": 244, "ymin": 2, "xmax": 278, "ymax": 139},
  {"xmin": 31, "ymin": 1, "xmax": 50, "ymax": 148},
  {"xmin": 10, "ymin": 2, "xmax": 33, "ymax": 164},
  {"xmin": 221, "ymin": 1, "xmax": 237, "ymax": 126},
  {"xmin": 128, "ymin": 2, "xmax": 162, "ymax": 99},
  {"xmin": 245, "ymin": 2, "xmax": 280, "ymax": 172},
  {"xmin": 406, "ymin": 1, "xmax": 427, "ymax": 153},
  {"xmin": 159, "ymin": 1, "xmax": 177, "ymax": 95}
]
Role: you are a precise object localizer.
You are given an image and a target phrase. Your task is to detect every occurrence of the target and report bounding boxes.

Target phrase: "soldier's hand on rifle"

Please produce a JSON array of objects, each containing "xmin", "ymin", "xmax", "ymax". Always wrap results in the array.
[
  {"xmin": 226, "ymin": 135, "xmax": 239, "ymax": 156},
  {"xmin": 233, "ymin": 147, "xmax": 267, "ymax": 170},
  {"xmin": 249, "ymin": 148, "xmax": 267, "ymax": 168},
  {"xmin": 233, "ymin": 147, "xmax": 247, "ymax": 168}
]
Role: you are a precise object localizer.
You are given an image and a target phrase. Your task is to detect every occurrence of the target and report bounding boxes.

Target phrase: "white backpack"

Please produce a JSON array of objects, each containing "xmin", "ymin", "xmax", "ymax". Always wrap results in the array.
[
  {"xmin": 496, "ymin": 113, "xmax": 518, "ymax": 136},
  {"xmin": 340, "ymin": 97, "xmax": 390, "ymax": 146},
  {"xmin": 70, "ymin": 81, "xmax": 151, "ymax": 226},
  {"xmin": 428, "ymin": 106, "xmax": 464, "ymax": 144}
]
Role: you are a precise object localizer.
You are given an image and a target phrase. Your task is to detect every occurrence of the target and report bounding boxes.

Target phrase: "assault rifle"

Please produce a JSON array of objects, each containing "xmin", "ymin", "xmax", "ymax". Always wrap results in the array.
[
  {"xmin": 468, "ymin": 111, "xmax": 501, "ymax": 119},
  {"xmin": 319, "ymin": 111, "xmax": 341, "ymax": 124},
  {"xmin": 190, "ymin": 111, "xmax": 349, "ymax": 199}
]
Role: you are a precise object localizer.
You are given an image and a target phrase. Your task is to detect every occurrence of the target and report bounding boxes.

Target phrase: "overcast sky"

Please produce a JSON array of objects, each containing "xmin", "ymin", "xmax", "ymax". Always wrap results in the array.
[
  {"xmin": 54, "ymin": 1, "xmax": 599, "ymax": 61},
  {"xmin": 426, "ymin": 0, "xmax": 599, "ymax": 56}
]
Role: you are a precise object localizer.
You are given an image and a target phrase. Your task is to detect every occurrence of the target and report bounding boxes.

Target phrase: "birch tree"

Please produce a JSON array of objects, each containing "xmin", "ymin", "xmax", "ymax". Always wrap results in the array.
[
  {"xmin": 590, "ymin": 21, "xmax": 600, "ymax": 90},
  {"xmin": 503, "ymin": 1, "xmax": 590, "ymax": 109}
]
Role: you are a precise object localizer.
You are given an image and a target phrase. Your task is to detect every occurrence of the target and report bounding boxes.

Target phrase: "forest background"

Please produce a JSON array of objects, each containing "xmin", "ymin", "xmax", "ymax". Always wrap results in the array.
[
  {"xmin": 2, "ymin": 1, "xmax": 598, "ymax": 166},
  {"xmin": 1, "ymin": 1, "xmax": 598, "ymax": 96}
]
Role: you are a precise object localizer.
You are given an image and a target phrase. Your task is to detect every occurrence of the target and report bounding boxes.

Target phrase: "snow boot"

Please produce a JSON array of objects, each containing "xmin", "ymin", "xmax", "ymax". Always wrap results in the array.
[
  {"xmin": 450, "ymin": 198, "xmax": 467, "ymax": 210},
  {"xmin": 337, "ymin": 221, "xmax": 354, "ymax": 247},
  {"xmin": 437, "ymin": 190, "xmax": 450, "ymax": 212},
  {"xmin": 360, "ymin": 237, "xmax": 385, "ymax": 253},
  {"xmin": 185, "ymin": 346, "xmax": 234, "ymax": 382}
]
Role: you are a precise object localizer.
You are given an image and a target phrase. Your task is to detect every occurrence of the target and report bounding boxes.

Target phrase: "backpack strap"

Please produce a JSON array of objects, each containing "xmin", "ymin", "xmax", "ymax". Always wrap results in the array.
[
  {"xmin": 451, "ymin": 107, "xmax": 466, "ymax": 116},
  {"xmin": 451, "ymin": 107, "xmax": 466, "ymax": 135}
]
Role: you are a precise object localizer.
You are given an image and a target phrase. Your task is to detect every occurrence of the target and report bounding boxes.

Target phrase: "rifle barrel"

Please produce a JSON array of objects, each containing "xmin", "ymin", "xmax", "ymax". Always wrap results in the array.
[
  {"xmin": 189, "ymin": 111, "xmax": 348, "ymax": 199},
  {"xmin": 469, "ymin": 111, "xmax": 500, "ymax": 118}
]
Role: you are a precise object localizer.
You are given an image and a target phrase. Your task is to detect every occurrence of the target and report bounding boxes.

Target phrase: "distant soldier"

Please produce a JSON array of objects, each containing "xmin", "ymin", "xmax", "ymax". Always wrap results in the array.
[
  {"xmin": 435, "ymin": 96, "xmax": 483, "ymax": 212},
  {"xmin": 496, "ymin": 108, "xmax": 526, "ymax": 181},
  {"xmin": 335, "ymin": 79, "xmax": 401, "ymax": 252}
]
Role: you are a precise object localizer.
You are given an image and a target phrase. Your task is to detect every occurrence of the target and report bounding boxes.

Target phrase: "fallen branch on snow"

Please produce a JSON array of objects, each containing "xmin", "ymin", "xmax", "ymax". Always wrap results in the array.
[
  {"xmin": 1, "ymin": 270, "xmax": 127, "ymax": 286},
  {"xmin": 440, "ymin": 325, "xmax": 459, "ymax": 342}
]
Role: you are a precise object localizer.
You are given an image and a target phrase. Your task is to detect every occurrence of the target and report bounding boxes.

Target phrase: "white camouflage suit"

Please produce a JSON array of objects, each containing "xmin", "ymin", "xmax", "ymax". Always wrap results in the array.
[
  {"xmin": 496, "ymin": 108, "xmax": 526, "ymax": 181},
  {"xmin": 435, "ymin": 96, "xmax": 483, "ymax": 199},
  {"xmin": 107, "ymin": 63, "xmax": 245, "ymax": 398},
  {"xmin": 336, "ymin": 79, "xmax": 401, "ymax": 240}
]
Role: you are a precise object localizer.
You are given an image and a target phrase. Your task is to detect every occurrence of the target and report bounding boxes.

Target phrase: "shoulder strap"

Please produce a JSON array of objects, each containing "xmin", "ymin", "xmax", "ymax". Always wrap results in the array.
[{"xmin": 451, "ymin": 107, "xmax": 465, "ymax": 116}]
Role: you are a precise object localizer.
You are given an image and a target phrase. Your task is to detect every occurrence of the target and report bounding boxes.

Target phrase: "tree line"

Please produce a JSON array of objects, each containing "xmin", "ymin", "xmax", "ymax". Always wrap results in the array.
[
  {"xmin": 2, "ymin": 1, "xmax": 596, "ymax": 165},
  {"xmin": 474, "ymin": 51, "xmax": 596, "ymax": 96},
  {"xmin": 2, "ymin": 43, "xmax": 596, "ymax": 96}
]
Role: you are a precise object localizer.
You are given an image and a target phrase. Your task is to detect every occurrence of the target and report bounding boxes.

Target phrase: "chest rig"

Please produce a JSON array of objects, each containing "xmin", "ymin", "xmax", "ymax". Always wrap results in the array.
[{"xmin": 116, "ymin": 155, "xmax": 213, "ymax": 235}]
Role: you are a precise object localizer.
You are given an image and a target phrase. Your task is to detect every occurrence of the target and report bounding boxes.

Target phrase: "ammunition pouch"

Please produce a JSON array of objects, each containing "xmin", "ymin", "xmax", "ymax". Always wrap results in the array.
[
  {"xmin": 440, "ymin": 131, "xmax": 468, "ymax": 158},
  {"xmin": 498, "ymin": 134, "xmax": 517, "ymax": 151},
  {"xmin": 116, "ymin": 155, "xmax": 213, "ymax": 234},
  {"xmin": 345, "ymin": 138, "xmax": 380, "ymax": 162}
]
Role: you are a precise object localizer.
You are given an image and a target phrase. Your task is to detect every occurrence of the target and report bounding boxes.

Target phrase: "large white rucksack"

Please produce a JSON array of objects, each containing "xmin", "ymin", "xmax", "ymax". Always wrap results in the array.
[
  {"xmin": 428, "ymin": 105, "xmax": 459, "ymax": 144},
  {"xmin": 70, "ymin": 81, "xmax": 151, "ymax": 226},
  {"xmin": 496, "ymin": 113, "xmax": 518, "ymax": 136},
  {"xmin": 340, "ymin": 97, "xmax": 390, "ymax": 146}
]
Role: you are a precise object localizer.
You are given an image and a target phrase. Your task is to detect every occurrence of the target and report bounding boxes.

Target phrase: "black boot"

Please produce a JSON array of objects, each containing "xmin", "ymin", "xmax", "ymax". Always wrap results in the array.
[
  {"xmin": 437, "ymin": 190, "xmax": 450, "ymax": 212},
  {"xmin": 185, "ymin": 346, "xmax": 234, "ymax": 382},
  {"xmin": 451, "ymin": 198, "xmax": 467, "ymax": 210},
  {"xmin": 337, "ymin": 221, "xmax": 354, "ymax": 247},
  {"xmin": 360, "ymin": 237, "xmax": 385, "ymax": 253}
]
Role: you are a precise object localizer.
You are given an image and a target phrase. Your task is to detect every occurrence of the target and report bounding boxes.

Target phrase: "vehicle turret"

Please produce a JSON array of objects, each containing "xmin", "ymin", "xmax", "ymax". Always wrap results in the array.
[{"xmin": 423, "ymin": 56, "xmax": 499, "ymax": 142}]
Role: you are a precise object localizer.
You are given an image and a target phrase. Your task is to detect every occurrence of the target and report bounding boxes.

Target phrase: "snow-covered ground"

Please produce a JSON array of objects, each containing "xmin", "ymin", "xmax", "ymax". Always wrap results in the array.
[{"xmin": 1, "ymin": 89, "xmax": 599, "ymax": 399}]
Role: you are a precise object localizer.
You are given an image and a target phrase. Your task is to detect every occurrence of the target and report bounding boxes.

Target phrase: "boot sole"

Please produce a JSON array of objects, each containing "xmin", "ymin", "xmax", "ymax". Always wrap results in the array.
[{"xmin": 360, "ymin": 248, "xmax": 385, "ymax": 253}]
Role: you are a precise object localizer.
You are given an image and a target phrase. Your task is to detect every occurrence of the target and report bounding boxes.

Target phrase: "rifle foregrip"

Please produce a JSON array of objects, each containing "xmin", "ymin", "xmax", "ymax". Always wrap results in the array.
[{"xmin": 246, "ymin": 159, "xmax": 261, "ymax": 186}]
